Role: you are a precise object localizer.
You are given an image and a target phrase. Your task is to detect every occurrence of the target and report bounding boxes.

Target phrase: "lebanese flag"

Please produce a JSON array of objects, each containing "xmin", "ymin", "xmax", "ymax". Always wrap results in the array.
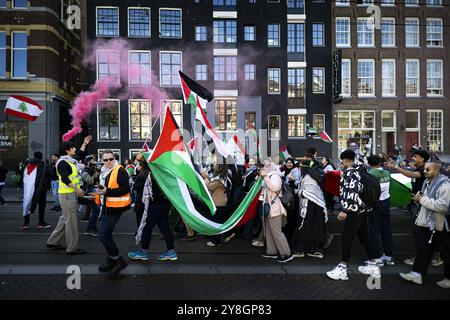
[
  {"xmin": 5, "ymin": 96, "xmax": 43, "ymax": 121},
  {"xmin": 226, "ymin": 134, "xmax": 246, "ymax": 165},
  {"xmin": 179, "ymin": 71, "xmax": 213, "ymax": 111},
  {"xmin": 319, "ymin": 131, "xmax": 333, "ymax": 143}
]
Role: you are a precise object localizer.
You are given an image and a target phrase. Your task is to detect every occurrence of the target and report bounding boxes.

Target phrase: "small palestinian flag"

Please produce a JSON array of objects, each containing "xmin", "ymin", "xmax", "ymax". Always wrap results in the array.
[
  {"xmin": 319, "ymin": 131, "xmax": 333, "ymax": 143},
  {"xmin": 279, "ymin": 145, "xmax": 290, "ymax": 162},
  {"xmin": 5, "ymin": 96, "xmax": 43, "ymax": 121},
  {"xmin": 179, "ymin": 71, "xmax": 213, "ymax": 111},
  {"xmin": 306, "ymin": 123, "xmax": 319, "ymax": 136}
]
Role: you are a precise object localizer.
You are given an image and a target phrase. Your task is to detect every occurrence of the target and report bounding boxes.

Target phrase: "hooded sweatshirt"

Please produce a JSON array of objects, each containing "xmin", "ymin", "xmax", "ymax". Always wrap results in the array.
[{"xmin": 340, "ymin": 163, "xmax": 370, "ymax": 214}]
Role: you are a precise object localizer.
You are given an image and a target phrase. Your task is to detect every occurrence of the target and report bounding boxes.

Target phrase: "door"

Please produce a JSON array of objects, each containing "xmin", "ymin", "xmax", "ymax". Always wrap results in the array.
[
  {"xmin": 405, "ymin": 132, "xmax": 419, "ymax": 159},
  {"xmin": 382, "ymin": 131, "xmax": 395, "ymax": 155}
]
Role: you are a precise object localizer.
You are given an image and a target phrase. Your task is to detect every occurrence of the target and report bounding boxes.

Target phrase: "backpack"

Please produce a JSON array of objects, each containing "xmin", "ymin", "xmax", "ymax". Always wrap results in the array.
[
  {"xmin": 280, "ymin": 184, "xmax": 295, "ymax": 211},
  {"xmin": 359, "ymin": 171, "xmax": 381, "ymax": 208}
]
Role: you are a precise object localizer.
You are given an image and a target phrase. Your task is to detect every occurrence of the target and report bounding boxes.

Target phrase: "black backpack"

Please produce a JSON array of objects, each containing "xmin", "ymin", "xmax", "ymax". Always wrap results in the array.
[{"xmin": 359, "ymin": 171, "xmax": 381, "ymax": 208}]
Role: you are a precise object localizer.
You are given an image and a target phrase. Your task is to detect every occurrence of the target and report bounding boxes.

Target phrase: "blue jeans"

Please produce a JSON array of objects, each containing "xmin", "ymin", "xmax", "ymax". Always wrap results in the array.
[
  {"xmin": 99, "ymin": 212, "xmax": 123, "ymax": 258},
  {"xmin": 51, "ymin": 180, "xmax": 60, "ymax": 207},
  {"xmin": 368, "ymin": 198, "xmax": 394, "ymax": 258},
  {"xmin": 88, "ymin": 203, "xmax": 100, "ymax": 231}
]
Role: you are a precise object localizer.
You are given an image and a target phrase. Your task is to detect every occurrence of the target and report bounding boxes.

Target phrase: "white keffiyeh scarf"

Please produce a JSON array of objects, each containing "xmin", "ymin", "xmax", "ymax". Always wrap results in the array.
[{"xmin": 298, "ymin": 174, "xmax": 328, "ymax": 230}]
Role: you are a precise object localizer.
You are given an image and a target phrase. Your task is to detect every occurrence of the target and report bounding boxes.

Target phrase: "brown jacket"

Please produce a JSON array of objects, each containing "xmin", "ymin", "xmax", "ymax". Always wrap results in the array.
[
  {"xmin": 204, "ymin": 178, "xmax": 228, "ymax": 207},
  {"xmin": 263, "ymin": 172, "xmax": 287, "ymax": 218}
]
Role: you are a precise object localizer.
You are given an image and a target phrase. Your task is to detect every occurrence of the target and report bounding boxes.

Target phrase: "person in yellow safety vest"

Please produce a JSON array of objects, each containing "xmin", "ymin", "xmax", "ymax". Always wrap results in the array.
[
  {"xmin": 46, "ymin": 135, "xmax": 92, "ymax": 255},
  {"xmin": 95, "ymin": 150, "xmax": 131, "ymax": 279}
]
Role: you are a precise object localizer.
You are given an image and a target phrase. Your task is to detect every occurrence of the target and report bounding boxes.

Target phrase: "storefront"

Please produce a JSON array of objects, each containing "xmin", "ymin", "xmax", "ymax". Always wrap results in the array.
[
  {"xmin": 337, "ymin": 111, "xmax": 375, "ymax": 156},
  {"xmin": 0, "ymin": 121, "xmax": 29, "ymax": 170}
]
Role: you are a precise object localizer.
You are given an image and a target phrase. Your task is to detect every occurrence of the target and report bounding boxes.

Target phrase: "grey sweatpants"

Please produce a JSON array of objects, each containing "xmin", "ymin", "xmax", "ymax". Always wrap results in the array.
[
  {"xmin": 265, "ymin": 215, "xmax": 291, "ymax": 257},
  {"xmin": 47, "ymin": 193, "xmax": 79, "ymax": 253}
]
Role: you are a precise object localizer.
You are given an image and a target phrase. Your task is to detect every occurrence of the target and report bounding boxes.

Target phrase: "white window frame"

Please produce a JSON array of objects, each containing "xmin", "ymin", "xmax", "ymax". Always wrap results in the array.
[
  {"xmin": 405, "ymin": 109, "xmax": 421, "ymax": 132},
  {"xmin": 267, "ymin": 23, "xmax": 281, "ymax": 48},
  {"xmin": 159, "ymin": 8, "xmax": 183, "ymax": 39},
  {"xmin": 406, "ymin": 59, "xmax": 420, "ymax": 97},
  {"xmin": 426, "ymin": 59, "xmax": 443, "ymax": 97},
  {"xmin": 313, "ymin": 67, "xmax": 326, "ymax": 94},
  {"xmin": 128, "ymin": 99, "xmax": 152, "ymax": 141},
  {"xmin": 11, "ymin": 31, "xmax": 27, "ymax": 79},
  {"xmin": 426, "ymin": 109, "xmax": 444, "ymax": 152},
  {"xmin": 267, "ymin": 68, "xmax": 281, "ymax": 95},
  {"xmin": 341, "ymin": 59, "xmax": 351, "ymax": 97},
  {"xmin": 97, "ymin": 99, "xmax": 121, "ymax": 142},
  {"xmin": 382, "ymin": 59, "xmax": 396, "ymax": 97},
  {"xmin": 405, "ymin": 18, "xmax": 420, "ymax": 48},
  {"xmin": 357, "ymin": 59, "xmax": 375, "ymax": 97},
  {"xmin": 128, "ymin": 50, "xmax": 151, "ymax": 87},
  {"xmin": 381, "ymin": 18, "xmax": 396, "ymax": 48},
  {"xmin": 381, "ymin": 110, "xmax": 397, "ymax": 131},
  {"xmin": 127, "ymin": 7, "xmax": 151, "ymax": 38},
  {"xmin": 426, "ymin": 18, "xmax": 443, "ymax": 48},
  {"xmin": 159, "ymin": 51, "xmax": 183, "ymax": 87},
  {"xmin": 96, "ymin": 49, "xmax": 120, "ymax": 84},
  {"xmin": 268, "ymin": 115, "xmax": 281, "ymax": 140},
  {"xmin": 336, "ymin": 17, "xmax": 351, "ymax": 48},
  {"xmin": 312, "ymin": 114, "xmax": 326, "ymax": 139},
  {"xmin": 357, "ymin": 17, "xmax": 375, "ymax": 48},
  {"xmin": 160, "ymin": 100, "xmax": 183, "ymax": 131},
  {"xmin": 96, "ymin": 6, "xmax": 120, "ymax": 38}
]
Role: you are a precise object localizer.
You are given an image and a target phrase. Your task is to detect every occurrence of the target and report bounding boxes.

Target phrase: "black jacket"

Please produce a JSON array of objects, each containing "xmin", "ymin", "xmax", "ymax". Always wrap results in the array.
[
  {"xmin": 29, "ymin": 159, "xmax": 52, "ymax": 212},
  {"xmin": 0, "ymin": 166, "xmax": 8, "ymax": 183},
  {"xmin": 103, "ymin": 166, "xmax": 131, "ymax": 215}
]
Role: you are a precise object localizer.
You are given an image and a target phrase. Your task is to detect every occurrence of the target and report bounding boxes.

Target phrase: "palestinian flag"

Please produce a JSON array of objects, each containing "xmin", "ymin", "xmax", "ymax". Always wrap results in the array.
[
  {"xmin": 22, "ymin": 163, "xmax": 38, "ymax": 216},
  {"xmin": 179, "ymin": 71, "xmax": 213, "ymax": 111},
  {"xmin": 319, "ymin": 131, "xmax": 333, "ymax": 143},
  {"xmin": 306, "ymin": 124, "xmax": 319, "ymax": 137},
  {"xmin": 225, "ymin": 134, "xmax": 246, "ymax": 165},
  {"xmin": 5, "ymin": 96, "xmax": 43, "ymax": 121},
  {"xmin": 147, "ymin": 107, "xmax": 262, "ymax": 235},
  {"xmin": 187, "ymin": 135, "xmax": 202, "ymax": 163},
  {"xmin": 390, "ymin": 173, "xmax": 413, "ymax": 208},
  {"xmin": 279, "ymin": 145, "xmax": 290, "ymax": 162}
]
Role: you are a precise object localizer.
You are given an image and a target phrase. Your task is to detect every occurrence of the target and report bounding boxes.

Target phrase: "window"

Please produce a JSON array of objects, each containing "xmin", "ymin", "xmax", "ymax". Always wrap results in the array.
[
  {"xmin": 268, "ymin": 68, "xmax": 281, "ymax": 94},
  {"xmin": 160, "ymin": 51, "xmax": 182, "ymax": 87},
  {"xmin": 129, "ymin": 149, "xmax": 143, "ymax": 161},
  {"xmin": 12, "ymin": 0, "xmax": 27, "ymax": 8},
  {"xmin": 215, "ymin": 100, "xmax": 237, "ymax": 131},
  {"xmin": 0, "ymin": 32, "xmax": 5, "ymax": 78},
  {"xmin": 336, "ymin": 18, "xmax": 350, "ymax": 47},
  {"xmin": 159, "ymin": 9, "xmax": 182, "ymax": 39},
  {"xmin": 427, "ymin": 110, "xmax": 443, "ymax": 152},
  {"xmin": 268, "ymin": 115, "xmax": 280, "ymax": 140},
  {"xmin": 382, "ymin": 60, "xmax": 396, "ymax": 97},
  {"xmin": 405, "ymin": 0, "xmax": 419, "ymax": 5},
  {"xmin": 128, "ymin": 8, "xmax": 150, "ymax": 38},
  {"xmin": 426, "ymin": 18, "xmax": 443, "ymax": 47},
  {"xmin": 341, "ymin": 59, "xmax": 351, "ymax": 97},
  {"xmin": 12, "ymin": 32, "xmax": 27, "ymax": 79},
  {"xmin": 161, "ymin": 100, "xmax": 183, "ymax": 129},
  {"xmin": 337, "ymin": 111, "xmax": 375, "ymax": 154},
  {"xmin": 195, "ymin": 25, "xmax": 207, "ymax": 41},
  {"xmin": 406, "ymin": 59, "xmax": 420, "ymax": 96},
  {"xmin": 214, "ymin": 56, "xmax": 237, "ymax": 81},
  {"xmin": 405, "ymin": 110, "xmax": 420, "ymax": 130},
  {"xmin": 287, "ymin": 23, "xmax": 304, "ymax": 54},
  {"xmin": 129, "ymin": 51, "xmax": 151, "ymax": 86},
  {"xmin": 98, "ymin": 100, "xmax": 120, "ymax": 141},
  {"xmin": 244, "ymin": 64, "xmax": 256, "ymax": 80},
  {"xmin": 312, "ymin": 23, "xmax": 324, "ymax": 47},
  {"xmin": 382, "ymin": 111, "xmax": 396, "ymax": 129},
  {"xmin": 336, "ymin": 0, "xmax": 350, "ymax": 6},
  {"xmin": 288, "ymin": 115, "xmax": 305, "ymax": 138},
  {"xmin": 357, "ymin": 18, "xmax": 375, "ymax": 47},
  {"xmin": 427, "ymin": 60, "xmax": 443, "ymax": 96},
  {"xmin": 313, "ymin": 114, "xmax": 325, "ymax": 132},
  {"xmin": 381, "ymin": 0, "xmax": 395, "ymax": 5},
  {"xmin": 213, "ymin": 0, "xmax": 236, "ymax": 5},
  {"xmin": 244, "ymin": 25, "xmax": 256, "ymax": 41},
  {"xmin": 129, "ymin": 100, "xmax": 151, "ymax": 140},
  {"xmin": 0, "ymin": 0, "xmax": 7, "ymax": 8},
  {"xmin": 213, "ymin": 20, "xmax": 237, "ymax": 43},
  {"xmin": 357, "ymin": 60, "xmax": 375, "ymax": 96},
  {"xmin": 405, "ymin": 18, "xmax": 419, "ymax": 48},
  {"xmin": 96, "ymin": 7, "xmax": 119, "ymax": 37},
  {"xmin": 426, "ymin": 0, "xmax": 442, "ymax": 5},
  {"xmin": 288, "ymin": 68, "xmax": 305, "ymax": 107},
  {"xmin": 196, "ymin": 64, "xmax": 207, "ymax": 81},
  {"xmin": 313, "ymin": 67, "xmax": 325, "ymax": 94},
  {"xmin": 288, "ymin": 0, "xmax": 305, "ymax": 10},
  {"xmin": 96, "ymin": 50, "xmax": 119, "ymax": 83},
  {"xmin": 381, "ymin": 18, "xmax": 395, "ymax": 47},
  {"xmin": 267, "ymin": 23, "xmax": 280, "ymax": 47}
]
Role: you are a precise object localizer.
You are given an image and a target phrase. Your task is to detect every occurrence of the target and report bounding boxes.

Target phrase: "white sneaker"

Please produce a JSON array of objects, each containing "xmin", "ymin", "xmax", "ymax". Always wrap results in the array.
[
  {"xmin": 206, "ymin": 241, "xmax": 220, "ymax": 247},
  {"xmin": 381, "ymin": 255, "xmax": 395, "ymax": 266},
  {"xmin": 251, "ymin": 240, "xmax": 264, "ymax": 247},
  {"xmin": 358, "ymin": 264, "xmax": 381, "ymax": 278},
  {"xmin": 364, "ymin": 258, "xmax": 384, "ymax": 267},
  {"xmin": 326, "ymin": 264, "xmax": 349, "ymax": 281},
  {"xmin": 399, "ymin": 272, "xmax": 422, "ymax": 285},
  {"xmin": 403, "ymin": 257, "xmax": 415, "ymax": 266},
  {"xmin": 436, "ymin": 278, "xmax": 450, "ymax": 289}
]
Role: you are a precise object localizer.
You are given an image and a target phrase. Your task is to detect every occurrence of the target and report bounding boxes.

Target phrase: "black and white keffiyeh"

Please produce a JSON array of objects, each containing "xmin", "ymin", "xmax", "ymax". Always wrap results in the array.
[
  {"xmin": 298, "ymin": 174, "xmax": 328, "ymax": 230},
  {"xmin": 135, "ymin": 175, "xmax": 153, "ymax": 244}
]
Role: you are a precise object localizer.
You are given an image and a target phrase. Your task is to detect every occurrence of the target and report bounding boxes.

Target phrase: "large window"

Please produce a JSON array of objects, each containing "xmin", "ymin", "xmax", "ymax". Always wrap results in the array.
[
  {"xmin": 96, "ymin": 50, "xmax": 119, "ymax": 83},
  {"xmin": 98, "ymin": 100, "xmax": 120, "ymax": 141},
  {"xmin": 96, "ymin": 7, "xmax": 119, "ymax": 37},
  {"xmin": 128, "ymin": 8, "xmax": 150, "ymax": 38},
  {"xmin": 215, "ymin": 100, "xmax": 237, "ymax": 131},
  {"xmin": 406, "ymin": 59, "xmax": 420, "ymax": 96},
  {"xmin": 213, "ymin": 20, "xmax": 237, "ymax": 43},
  {"xmin": 0, "ymin": 32, "xmax": 5, "ymax": 78},
  {"xmin": 382, "ymin": 60, "xmax": 396, "ymax": 97},
  {"xmin": 312, "ymin": 23, "xmax": 324, "ymax": 47},
  {"xmin": 214, "ymin": 56, "xmax": 237, "ymax": 81},
  {"xmin": 357, "ymin": 60, "xmax": 375, "ymax": 96},
  {"xmin": 341, "ymin": 59, "xmax": 351, "ymax": 97},
  {"xmin": 427, "ymin": 60, "xmax": 443, "ymax": 96},
  {"xmin": 288, "ymin": 115, "xmax": 305, "ymax": 138},
  {"xmin": 287, "ymin": 23, "xmax": 304, "ymax": 55},
  {"xmin": 12, "ymin": 32, "xmax": 27, "ymax": 79},
  {"xmin": 381, "ymin": 18, "xmax": 395, "ymax": 47},
  {"xmin": 268, "ymin": 68, "xmax": 281, "ymax": 94},
  {"xmin": 129, "ymin": 51, "xmax": 151, "ymax": 86},
  {"xmin": 336, "ymin": 17, "xmax": 350, "ymax": 47},
  {"xmin": 267, "ymin": 23, "xmax": 280, "ymax": 47},
  {"xmin": 338, "ymin": 111, "xmax": 375, "ymax": 155},
  {"xmin": 129, "ymin": 100, "xmax": 151, "ymax": 140},
  {"xmin": 313, "ymin": 67, "xmax": 325, "ymax": 94},
  {"xmin": 161, "ymin": 100, "xmax": 183, "ymax": 129},
  {"xmin": 357, "ymin": 18, "xmax": 375, "ymax": 47},
  {"xmin": 426, "ymin": 18, "xmax": 443, "ymax": 47},
  {"xmin": 427, "ymin": 110, "xmax": 443, "ymax": 152},
  {"xmin": 405, "ymin": 18, "xmax": 419, "ymax": 47},
  {"xmin": 288, "ymin": 68, "xmax": 304, "ymax": 107},
  {"xmin": 160, "ymin": 51, "xmax": 182, "ymax": 87},
  {"xmin": 268, "ymin": 115, "xmax": 280, "ymax": 140},
  {"xmin": 159, "ymin": 9, "xmax": 182, "ymax": 39},
  {"xmin": 244, "ymin": 64, "xmax": 256, "ymax": 81}
]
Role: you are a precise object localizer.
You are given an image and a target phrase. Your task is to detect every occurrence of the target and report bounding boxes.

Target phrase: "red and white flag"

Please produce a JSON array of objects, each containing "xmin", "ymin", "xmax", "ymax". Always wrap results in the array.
[
  {"xmin": 5, "ymin": 96, "xmax": 43, "ymax": 121},
  {"xmin": 226, "ymin": 134, "xmax": 246, "ymax": 165}
]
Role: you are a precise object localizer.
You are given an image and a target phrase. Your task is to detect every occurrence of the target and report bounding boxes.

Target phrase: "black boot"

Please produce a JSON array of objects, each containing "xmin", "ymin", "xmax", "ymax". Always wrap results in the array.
[
  {"xmin": 98, "ymin": 257, "xmax": 116, "ymax": 273},
  {"xmin": 108, "ymin": 257, "xmax": 128, "ymax": 279}
]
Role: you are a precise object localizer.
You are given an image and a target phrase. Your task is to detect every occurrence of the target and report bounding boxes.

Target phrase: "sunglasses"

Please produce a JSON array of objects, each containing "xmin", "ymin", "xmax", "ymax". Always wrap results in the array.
[
  {"xmin": 424, "ymin": 168, "xmax": 431, "ymax": 172},
  {"xmin": 103, "ymin": 158, "xmax": 115, "ymax": 162}
]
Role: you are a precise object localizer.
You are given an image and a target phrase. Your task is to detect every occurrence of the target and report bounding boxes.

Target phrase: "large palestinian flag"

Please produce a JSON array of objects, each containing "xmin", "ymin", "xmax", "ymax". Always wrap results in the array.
[
  {"xmin": 147, "ymin": 107, "xmax": 262, "ymax": 235},
  {"xmin": 390, "ymin": 173, "xmax": 413, "ymax": 208}
]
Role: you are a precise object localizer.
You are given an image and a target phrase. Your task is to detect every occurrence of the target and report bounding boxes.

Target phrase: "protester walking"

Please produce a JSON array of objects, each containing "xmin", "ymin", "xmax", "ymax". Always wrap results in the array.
[{"xmin": 49, "ymin": 154, "xmax": 61, "ymax": 211}]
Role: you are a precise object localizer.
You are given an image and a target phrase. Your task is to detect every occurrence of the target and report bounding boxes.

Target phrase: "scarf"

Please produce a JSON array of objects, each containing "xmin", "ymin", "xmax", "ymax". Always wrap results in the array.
[
  {"xmin": 99, "ymin": 160, "xmax": 119, "ymax": 186},
  {"xmin": 135, "ymin": 174, "xmax": 153, "ymax": 244},
  {"xmin": 56, "ymin": 156, "xmax": 82, "ymax": 174},
  {"xmin": 298, "ymin": 174, "xmax": 328, "ymax": 230},
  {"xmin": 421, "ymin": 174, "xmax": 450, "ymax": 231}
]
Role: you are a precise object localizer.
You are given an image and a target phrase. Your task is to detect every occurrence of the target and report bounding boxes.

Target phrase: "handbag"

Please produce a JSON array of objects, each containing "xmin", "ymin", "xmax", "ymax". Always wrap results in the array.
[{"xmin": 280, "ymin": 184, "xmax": 295, "ymax": 211}]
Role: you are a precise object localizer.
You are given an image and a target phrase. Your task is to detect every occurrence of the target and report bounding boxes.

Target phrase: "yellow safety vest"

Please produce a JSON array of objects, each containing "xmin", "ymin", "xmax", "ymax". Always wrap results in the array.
[{"xmin": 58, "ymin": 161, "xmax": 81, "ymax": 194}]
